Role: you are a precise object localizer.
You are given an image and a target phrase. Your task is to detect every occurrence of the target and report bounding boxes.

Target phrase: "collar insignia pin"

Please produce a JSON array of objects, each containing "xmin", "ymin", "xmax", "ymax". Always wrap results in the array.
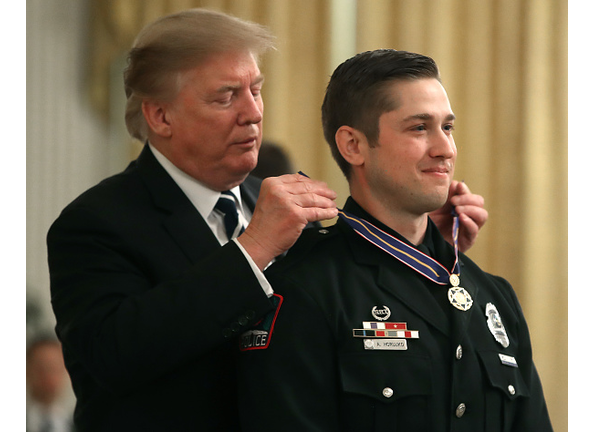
[{"xmin": 371, "ymin": 305, "xmax": 391, "ymax": 321}]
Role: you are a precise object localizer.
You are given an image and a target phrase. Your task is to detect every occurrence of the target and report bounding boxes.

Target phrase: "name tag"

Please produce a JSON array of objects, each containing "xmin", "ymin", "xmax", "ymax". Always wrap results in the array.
[
  {"xmin": 498, "ymin": 353, "xmax": 518, "ymax": 367},
  {"xmin": 364, "ymin": 338, "xmax": 408, "ymax": 350}
]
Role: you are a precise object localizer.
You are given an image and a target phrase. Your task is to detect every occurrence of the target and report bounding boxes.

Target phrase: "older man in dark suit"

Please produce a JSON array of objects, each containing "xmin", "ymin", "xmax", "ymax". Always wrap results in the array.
[{"xmin": 47, "ymin": 9, "xmax": 338, "ymax": 431}]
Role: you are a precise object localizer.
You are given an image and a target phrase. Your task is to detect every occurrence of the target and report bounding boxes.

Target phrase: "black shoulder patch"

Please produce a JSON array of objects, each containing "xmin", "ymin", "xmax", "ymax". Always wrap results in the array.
[{"xmin": 239, "ymin": 294, "xmax": 283, "ymax": 351}]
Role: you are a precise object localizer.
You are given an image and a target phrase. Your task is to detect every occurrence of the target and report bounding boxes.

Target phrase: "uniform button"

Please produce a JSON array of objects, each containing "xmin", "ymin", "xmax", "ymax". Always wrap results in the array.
[
  {"xmin": 455, "ymin": 345, "xmax": 463, "ymax": 360},
  {"xmin": 508, "ymin": 385, "xmax": 516, "ymax": 395},
  {"xmin": 245, "ymin": 310, "xmax": 256, "ymax": 320},
  {"xmin": 382, "ymin": 387, "xmax": 394, "ymax": 398},
  {"xmin": 222, "ymin": 328, "xmax": 233, "ymax": 338},
  {"xmin": 455, "ymin": 403, "xmax": 466, "ymax": 418},
  {"xmin": 319, "ymin": 229, "xmax": 330, "ymax": 235},
  {"xmin": 238, "ymin": 316, "xmax": 248, "ymax": 326}
]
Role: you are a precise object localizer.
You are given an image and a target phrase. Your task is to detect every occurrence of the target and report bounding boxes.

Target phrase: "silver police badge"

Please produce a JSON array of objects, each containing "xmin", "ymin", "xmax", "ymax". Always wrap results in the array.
[{"xmin": 485, "ymin": 302, "xmax": 510, "ymax": 348}]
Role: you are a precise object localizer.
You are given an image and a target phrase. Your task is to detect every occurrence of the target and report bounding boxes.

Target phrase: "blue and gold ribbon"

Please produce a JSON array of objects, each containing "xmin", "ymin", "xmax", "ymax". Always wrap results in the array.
[
  {"xmin": 296, "ymin": 170, "xmax": 462, "ymax": 289},
  {"xmin": 338, "ymin": 208, "xmax": 460, "ymax": 286}
]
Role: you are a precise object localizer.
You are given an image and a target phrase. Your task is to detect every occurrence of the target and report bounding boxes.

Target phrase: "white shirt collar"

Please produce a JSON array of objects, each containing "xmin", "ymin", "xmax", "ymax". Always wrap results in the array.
[{"xmin": 148, "ymin": 143, "xmax": 244, "ymax": 219}]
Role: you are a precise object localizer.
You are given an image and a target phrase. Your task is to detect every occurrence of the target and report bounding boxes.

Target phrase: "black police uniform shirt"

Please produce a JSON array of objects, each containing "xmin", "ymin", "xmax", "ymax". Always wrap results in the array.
[{"xmin": 237, "ymin": 197, "xmax": 553, "ymax": 432}]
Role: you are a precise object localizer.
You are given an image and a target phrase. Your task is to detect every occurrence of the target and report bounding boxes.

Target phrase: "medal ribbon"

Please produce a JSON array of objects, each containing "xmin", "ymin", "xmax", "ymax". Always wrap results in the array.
[
  {"xmin": 296, "ymin": 171, "xmax": 461, "ymax": 287},
  {"xmin": 337, "ymin": 208, "xmax": 461, "ymax": 286}
]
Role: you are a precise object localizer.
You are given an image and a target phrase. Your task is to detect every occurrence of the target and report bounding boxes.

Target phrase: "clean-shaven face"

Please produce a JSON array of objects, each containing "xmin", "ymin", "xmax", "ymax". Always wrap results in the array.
[
  {"xmin": 365, "ymin": 78, "xmax": 457, "ymax": 217},
  {"xmin": 164, "ymin": 50, "xmax": 265, "ymax": 191}
]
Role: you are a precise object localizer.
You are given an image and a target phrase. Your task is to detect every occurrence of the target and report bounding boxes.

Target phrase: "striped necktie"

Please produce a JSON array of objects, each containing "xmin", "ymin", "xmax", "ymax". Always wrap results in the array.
[{"xmin": 215, "ymin": 191, "xmax": 245, "ymax": 241}]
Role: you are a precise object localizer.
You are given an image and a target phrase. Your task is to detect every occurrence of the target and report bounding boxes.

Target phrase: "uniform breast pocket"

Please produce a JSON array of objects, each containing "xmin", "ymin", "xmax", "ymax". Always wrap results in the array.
[
  {"xmin": 477, "ymin": 349, "xmax": 530, "ymax": 399},
  {"xmin": 338, "ymin": 352, "xmax": 432, "ymax": 432},
  {"xmin": 477, "ymin": 350, "xmax": 530, "ymax": 431}
]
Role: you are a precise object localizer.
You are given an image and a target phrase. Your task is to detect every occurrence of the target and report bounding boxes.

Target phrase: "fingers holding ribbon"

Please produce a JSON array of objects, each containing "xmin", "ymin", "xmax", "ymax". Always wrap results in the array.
[
  {"xmin": 449, "ymin": 181, "xmax": 488, "ymax": 253},
  {"xmin": 238, "ymin": 173, "xmax": 338, "ymax": 269}
]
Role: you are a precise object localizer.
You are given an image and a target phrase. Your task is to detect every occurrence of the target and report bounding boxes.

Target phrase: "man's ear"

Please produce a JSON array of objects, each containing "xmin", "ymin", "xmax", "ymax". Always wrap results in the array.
[
  {"xmin": 141, "ymin": 100, "xmax": 173, "ymax": 138},
  {"xmin": 335, "ymin": 126, "xmax": 367, "ymax": 167}
]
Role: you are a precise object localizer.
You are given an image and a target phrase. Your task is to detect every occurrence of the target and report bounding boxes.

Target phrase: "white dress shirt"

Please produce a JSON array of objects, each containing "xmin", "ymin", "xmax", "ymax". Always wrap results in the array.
[{"xmin": 148, "ymin": 144, "xmax": 273, "ymax": 297}]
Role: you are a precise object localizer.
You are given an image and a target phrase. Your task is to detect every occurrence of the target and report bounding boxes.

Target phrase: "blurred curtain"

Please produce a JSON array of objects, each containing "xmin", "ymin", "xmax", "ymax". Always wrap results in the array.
[{"xmin": 88, "ymin": 0, "xmax": 567, "ymax": 430}]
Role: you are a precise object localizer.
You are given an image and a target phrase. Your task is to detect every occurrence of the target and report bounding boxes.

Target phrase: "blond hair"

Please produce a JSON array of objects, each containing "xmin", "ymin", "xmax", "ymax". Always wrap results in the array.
[{"xmin": 123, "ymin": 8, "xmax": 275, "ymax": 141}]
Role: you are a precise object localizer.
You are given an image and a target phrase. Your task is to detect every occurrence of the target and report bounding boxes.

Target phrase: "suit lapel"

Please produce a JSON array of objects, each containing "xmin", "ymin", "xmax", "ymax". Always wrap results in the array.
[
  {"xmin": 161, "ymin": 208, "xmax": 221, "ymax": 264},
  {"xmin": 239, "ymin": 175, "xmax": 262, "ymax": 212},
  {"xmin": 135, "ymin": 145, "xmax": 221, "ymax": 263},
  {"xmin": 134, "ymin": 145, "xmax": 264, "ymax": 264}
]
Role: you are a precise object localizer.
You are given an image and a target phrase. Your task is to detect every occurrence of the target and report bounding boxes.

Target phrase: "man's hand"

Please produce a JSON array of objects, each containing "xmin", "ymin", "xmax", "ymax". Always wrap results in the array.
[
  {"xmin": 430, "ymin": 180, "xmax": 488, "ymax": 253},
  {"xmin": 238, "ymin": 174, "xmax": 338, "ymax": 269}
]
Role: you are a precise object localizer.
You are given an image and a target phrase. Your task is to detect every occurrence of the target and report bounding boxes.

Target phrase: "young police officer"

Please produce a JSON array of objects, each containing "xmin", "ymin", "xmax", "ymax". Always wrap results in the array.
[{"xmin": 237, "ymin": 49, "xmax": 552, "ymax": 432}]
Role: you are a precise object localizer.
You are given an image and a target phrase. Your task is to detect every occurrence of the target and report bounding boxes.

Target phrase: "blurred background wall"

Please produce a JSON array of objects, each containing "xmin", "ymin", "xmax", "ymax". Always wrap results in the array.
[{"xmin": 27, "ymin": 0, "xmax": 568, "ymax": 429}]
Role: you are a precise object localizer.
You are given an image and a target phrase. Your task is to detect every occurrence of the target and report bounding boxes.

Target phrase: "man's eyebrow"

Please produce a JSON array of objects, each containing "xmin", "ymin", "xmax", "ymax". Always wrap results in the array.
[
  {"xmin": 215, "ymin": 74, "xmax": 265, "ymax": 93},
  {"xmin": 402, "ymin": 113, "xmax": 456, "ymax": 122},
  {"xmin": 253, "ymin": 74, "xmax": 265, "ymax": 86}
]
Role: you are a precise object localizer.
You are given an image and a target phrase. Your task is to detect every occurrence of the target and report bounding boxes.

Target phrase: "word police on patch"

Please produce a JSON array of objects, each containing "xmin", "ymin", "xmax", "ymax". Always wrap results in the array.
[
  {"xmin": 240, "ymin": 294, "xmax": 283, "ymax": 351},
  {"xmin": 241, "ymin": 330, "xmax": 269, "ymax": 350}
]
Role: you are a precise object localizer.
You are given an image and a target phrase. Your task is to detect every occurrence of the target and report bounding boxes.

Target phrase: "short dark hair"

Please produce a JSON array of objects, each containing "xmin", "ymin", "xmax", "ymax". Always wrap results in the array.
[{"xmin": 321, "ymin": 49, "xmax": 440, "ymax": 178}]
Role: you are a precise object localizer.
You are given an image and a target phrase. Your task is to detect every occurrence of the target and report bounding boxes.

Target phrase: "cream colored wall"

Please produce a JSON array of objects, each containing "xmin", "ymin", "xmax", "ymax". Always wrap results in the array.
[{"xmin": 27, "ymin": 0, "xmax": 114, "ymax": 334}]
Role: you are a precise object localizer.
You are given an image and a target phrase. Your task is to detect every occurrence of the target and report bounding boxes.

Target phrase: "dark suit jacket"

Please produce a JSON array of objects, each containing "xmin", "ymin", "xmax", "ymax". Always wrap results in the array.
[
  {"xmin": 47, "ymin": 145, "xmax": 276, "ymax": 431},
  {"xmin": 238, "ymin": 198, "xmax": 552, "ymax": 432}
]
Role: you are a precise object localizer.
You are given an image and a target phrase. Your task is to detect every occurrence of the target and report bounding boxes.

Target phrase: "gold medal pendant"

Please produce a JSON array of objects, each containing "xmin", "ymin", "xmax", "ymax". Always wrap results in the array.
[{"xmin": 448, "ymin": 274, "xmax": 473, "ymax": 311}]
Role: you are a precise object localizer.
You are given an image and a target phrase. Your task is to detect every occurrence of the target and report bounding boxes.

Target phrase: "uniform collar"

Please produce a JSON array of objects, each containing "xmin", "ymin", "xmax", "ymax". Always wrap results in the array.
[{"xmin": 343, "ymin": 197, "xmax": 452, "ymax": 266}]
